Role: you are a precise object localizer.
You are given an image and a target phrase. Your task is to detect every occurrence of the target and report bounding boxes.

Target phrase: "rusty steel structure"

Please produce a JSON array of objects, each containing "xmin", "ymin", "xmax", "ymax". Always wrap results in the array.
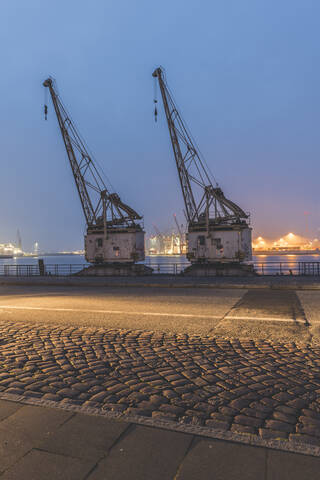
[
  {"xmin": 152, "ymin": 67, "xmax": 248, "ymax": 227},
  {"xmin": 43, "ymin": 77, "xmax": 145, "ymax": 265},
  {"xmin": 153, "ymin": 67, "xmax": 252, "ymax": 269},
  {"xmin": 173, "ymin": 213, "xmax": 185, "ymax": 255}
]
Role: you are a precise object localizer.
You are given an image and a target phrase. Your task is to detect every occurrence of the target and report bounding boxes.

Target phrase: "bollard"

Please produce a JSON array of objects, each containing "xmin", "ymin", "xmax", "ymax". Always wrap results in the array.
[{"xmin": 38, "ymin": 259, "xmax": 45, "ymax": 276}]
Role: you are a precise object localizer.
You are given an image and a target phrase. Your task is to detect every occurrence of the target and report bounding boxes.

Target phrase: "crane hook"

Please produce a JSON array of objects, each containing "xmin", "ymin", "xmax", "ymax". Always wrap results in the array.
[
  {"xmin": 154, "ymin": 100, "xmax": 158, "ymax": 122},
  {"xmin": 153, "ymin": 76, "xmax": 158, "ymax": 122},
  {"xmin": 44, "ymin": 84, "xmax": 48, "ymax": 120}
]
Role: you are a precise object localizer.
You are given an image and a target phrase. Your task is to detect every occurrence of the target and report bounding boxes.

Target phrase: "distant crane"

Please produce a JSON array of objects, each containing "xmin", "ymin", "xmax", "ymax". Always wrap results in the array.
[
  {"xmin": 153, "ymin": 67, "xmax": 252, "ymax": 268},
  {"xmin": 16, "ymin": 229, "xmax": 22, "ymax": 250},
  {"xmin": 43, "ymin": 77, "xmax": 145, "ymax": 266},
  {"xmin": 173, "ymin": 214, "xmax": 184, "ymax": 255},
  {"xmin": 153, "ymin": 224, "xmax": 165, "ymax": 254}
]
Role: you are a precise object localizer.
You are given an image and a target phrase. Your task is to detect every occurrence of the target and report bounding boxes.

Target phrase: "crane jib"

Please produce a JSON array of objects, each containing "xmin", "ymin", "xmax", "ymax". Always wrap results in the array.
[
  {"xmin": 152, "ymin": 67, "xmax": 249, "ymax": 227},
  {"xmin": 43, "ymin": 77, "xmax": 142, "ymax": 230}
]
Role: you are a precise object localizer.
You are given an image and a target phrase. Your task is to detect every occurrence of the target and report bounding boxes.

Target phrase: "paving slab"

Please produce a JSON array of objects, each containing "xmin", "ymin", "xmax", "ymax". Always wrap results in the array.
[
  {"xmin": 267, "ymin": 449, "xmax": 320, "ymax": 480},
  {"xmin": 175, "ymin": 437, "xmax": 266, "ymax": 480},
  {"xmin": 0, "ymin": 399, "xmax": 319, "ymax": 479},
  {"xmin": 0, "ymin": 405, "xmax": 73, "ymax": 472},
  {"xmin": 0, "ymin": 400, "xmax": 22, "ymax": 422},
  {"xmin": 0, "ymin": 404, "xmax": 73, "ymax": 441},
  {"xmin": 87, "ymin": 425, "xmax": 193, "ymax": 480},
  {"xmin": 0, "ymin": 421, "xmax": 33, "ymax": 473},
  {"xmin": 0, "ymin": 449, "xmax": 95, "ymax": 480},
  {"xmin": 37, "ymin": 412, "xmax": 130, "ymax": 460}
]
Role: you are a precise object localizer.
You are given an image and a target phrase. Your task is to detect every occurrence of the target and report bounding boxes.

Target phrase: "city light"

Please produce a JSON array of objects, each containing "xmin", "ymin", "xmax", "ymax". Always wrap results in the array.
[{"xmin": 252, "ymin": 232, "xmax": 318, "ymax": 253}]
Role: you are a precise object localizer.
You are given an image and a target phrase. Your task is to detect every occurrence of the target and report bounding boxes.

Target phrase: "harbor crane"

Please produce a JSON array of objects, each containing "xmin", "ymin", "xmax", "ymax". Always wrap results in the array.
[
  {"xmin": 173, "ymin": 214, "xmax": 185, "ymax": 255},
  {"xmin": 43, "ymin": 77, "xmax": 145, "ymax": 270},
  {"xmin": 153, "ymin": 224, "xmax": 165, "ymax": 254},
  {"xmin": 153, "ymin": 67, "xmax": 253, "ymax": 274}
]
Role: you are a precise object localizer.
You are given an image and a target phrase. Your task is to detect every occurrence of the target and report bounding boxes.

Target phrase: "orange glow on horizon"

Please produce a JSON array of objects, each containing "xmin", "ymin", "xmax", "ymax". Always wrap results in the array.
[{"xmin": 252, "ymin": 232, "xmax": 319, "ymax": 252}]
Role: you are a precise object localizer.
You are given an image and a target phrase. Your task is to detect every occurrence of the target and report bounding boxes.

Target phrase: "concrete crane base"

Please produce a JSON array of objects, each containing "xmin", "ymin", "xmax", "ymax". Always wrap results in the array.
[
  {"xmin": 75, "ymin": 263, "xmax": 153, "ymax": 277},
  {"xmin": 183, "ymin": 262, "xmax": 256, "ymax": 277}
]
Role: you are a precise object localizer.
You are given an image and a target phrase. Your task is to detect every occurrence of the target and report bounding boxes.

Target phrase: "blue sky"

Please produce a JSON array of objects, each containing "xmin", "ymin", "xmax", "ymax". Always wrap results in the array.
[{"xmin": 1, "ymin": 0, "xmax": 319, "ymax": 250}]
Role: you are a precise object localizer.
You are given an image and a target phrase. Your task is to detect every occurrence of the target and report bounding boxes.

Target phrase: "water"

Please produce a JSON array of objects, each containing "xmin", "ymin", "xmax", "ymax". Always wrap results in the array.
[
  {"xmin": 253, "ymin": 254, "xmax": 320, "ymax": 275},
  {"xmin": 146, "ymin": 254, "xmax": 320, "ymax": 274},
  {"xmin": 0, "ymin": 253, "xmax": 320, "ymax": 275},
  {"xmin": 0, "ymin": 255, "xmax": 87, "ymax": 267}
]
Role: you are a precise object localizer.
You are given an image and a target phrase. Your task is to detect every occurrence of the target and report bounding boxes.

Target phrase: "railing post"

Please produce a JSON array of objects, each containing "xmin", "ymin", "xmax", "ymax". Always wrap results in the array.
[{"xmin": 38, "ymin": 259, "xmax": 45, "ymax": 276}]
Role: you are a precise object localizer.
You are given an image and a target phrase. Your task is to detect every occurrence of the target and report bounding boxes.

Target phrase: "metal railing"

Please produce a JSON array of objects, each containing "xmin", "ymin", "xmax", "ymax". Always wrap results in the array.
[
  {"xmin": 0, "ymin": 264, "xmax": 88, "ymax": 277},
  {"xmin": 147, "ymin": 261, "xmax": 320, "ymax": 276},
  {"xmin": 145, "ymin": 262, "xmax": 189, "ymax": 275},
  {"xmin": 298, "ymin": 262, "xmax": 320, "ymax": 276},
  {"xmin": 0, "ymin": 261, "xmax": 320, "ymax": 276},
  {"xmin": 255, "ymin": 261, "xmax": 298, "ymax": 276}
]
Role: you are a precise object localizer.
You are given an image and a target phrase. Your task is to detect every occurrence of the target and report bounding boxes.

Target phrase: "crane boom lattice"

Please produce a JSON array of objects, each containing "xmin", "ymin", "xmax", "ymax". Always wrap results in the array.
[
  {"xmin": 43, "ymin": 77, "xmax": 142, "ymax": 230},
  {"xmin": 43, "ymin": 77, "xmax": 145, "ymax": 267},
  {"xmin": 153, "ymin": 67, "xmax": 252, "ymax": 269},
  {"xmin": 152, "ymin": 67, "xmax": 248, "ymax": 227}
]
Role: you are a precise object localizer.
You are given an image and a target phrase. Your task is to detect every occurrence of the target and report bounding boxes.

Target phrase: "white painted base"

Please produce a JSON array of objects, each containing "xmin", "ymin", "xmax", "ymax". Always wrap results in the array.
[
  {"xmin": 85, "ymin": 229, "xmax": 145, "ymax": 264},
  {"xmin": 187, "ymin": 226, "xmax": 252, "ymax": 263}
]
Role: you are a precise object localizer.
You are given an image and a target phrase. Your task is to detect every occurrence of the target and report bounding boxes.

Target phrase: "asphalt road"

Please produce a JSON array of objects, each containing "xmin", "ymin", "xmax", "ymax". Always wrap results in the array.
[
  {"xmin": 0, "ymin": 285, "xmax": 242, "ymax": 335},
  {"xmin": 0, "ymin": 285, "xmax": 319, "ymax": 343}
]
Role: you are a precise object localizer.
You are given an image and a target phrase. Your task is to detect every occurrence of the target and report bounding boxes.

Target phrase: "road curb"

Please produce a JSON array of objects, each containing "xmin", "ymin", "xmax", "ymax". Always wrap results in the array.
[
  {"xmin": 1, "ymin": 392, "xmax": 319, "ymax": 458},
  {"xmin": 0, "ymin": 277, "xmax": 320, "ymax": 290}
]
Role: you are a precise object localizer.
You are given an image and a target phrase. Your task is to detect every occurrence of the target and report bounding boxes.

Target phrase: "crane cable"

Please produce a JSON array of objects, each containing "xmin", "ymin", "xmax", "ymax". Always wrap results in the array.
[
  {"xmin": 165, "ymin": 79, "xmax": 219, "ymax": 188},
  {"xmin": 44, "ymin": 86, "xmax": 48, "ymax": 120},
  {"xmin": 153, "ymin": 76, "xmax": 158, "ymax": 122}
]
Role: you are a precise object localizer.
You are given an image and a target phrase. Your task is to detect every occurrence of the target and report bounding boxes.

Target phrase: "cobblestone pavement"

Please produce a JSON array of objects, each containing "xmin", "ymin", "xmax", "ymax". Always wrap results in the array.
[{"xmin": 1, "ymin": 321, "xmax": 320, "ymax": 449}]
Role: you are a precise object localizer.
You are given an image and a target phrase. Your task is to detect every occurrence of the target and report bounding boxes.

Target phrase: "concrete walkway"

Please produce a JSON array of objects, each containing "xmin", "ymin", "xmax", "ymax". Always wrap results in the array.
[
  {"xmin": 1, "ymin": 274, "xmax": 320, "ymax": 290},
  {"xmin": 0, "ymin": 399, "xmax": 319, "ymax": 480}
]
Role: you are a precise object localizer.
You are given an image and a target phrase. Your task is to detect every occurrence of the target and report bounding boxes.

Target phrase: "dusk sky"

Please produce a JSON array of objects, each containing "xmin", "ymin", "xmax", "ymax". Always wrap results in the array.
[{"xmin": 1, "ymin": 0, "xmax": 319, "ymax": 251}]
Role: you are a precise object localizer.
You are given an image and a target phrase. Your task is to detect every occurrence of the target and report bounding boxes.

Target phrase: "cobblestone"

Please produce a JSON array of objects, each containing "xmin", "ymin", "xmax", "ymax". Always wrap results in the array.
[
  {"xmin": 231, "ymin": 424, "xmax": 257, "ymax": 435},
  {"xmin": 259, "ymin": 428, "xmax": 289, "ymax": 440},
  {"xmin": 1, "ymin": 321, "xmax": 320, "ymax": 448}
]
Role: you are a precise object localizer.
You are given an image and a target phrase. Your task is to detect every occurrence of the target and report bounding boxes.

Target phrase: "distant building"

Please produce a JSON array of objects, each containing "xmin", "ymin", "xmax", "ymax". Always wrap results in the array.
[
  {"xmin": 0, "ymin": 243, "xmax": 23, "ymax": 258},
  {"xmin": 252, "ymin": 232, "xmax": 320, "ymax": 254},
  {"xmin": 147, "ymin": 232, "xmax": 186, "ymax": 255}
]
